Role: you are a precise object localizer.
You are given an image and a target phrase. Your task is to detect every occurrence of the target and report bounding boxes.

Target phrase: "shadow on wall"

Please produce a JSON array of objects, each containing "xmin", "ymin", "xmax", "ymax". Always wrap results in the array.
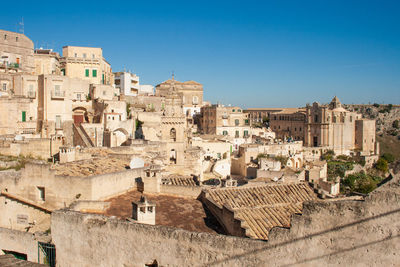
[{"xmin": 204, "ymin": 208, "xmax": 400, "ymax": 266}]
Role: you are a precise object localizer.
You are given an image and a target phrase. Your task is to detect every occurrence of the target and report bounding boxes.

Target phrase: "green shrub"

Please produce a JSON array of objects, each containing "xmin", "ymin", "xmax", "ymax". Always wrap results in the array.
[
  {"xmin": 321, "ymin": 150, "xmax": 335, "ymax": 161},
  {"xmin": 381, "ymin": 153, "xmax": 395, "ymax": 163},
  {"xmin": 373, "ymin": 103, "xmax": 380, "ymax": 108},
  {"xmin": 342, "ymin": 172, "xmax": 384, "ymax": 194},
  {"xmin": 275, "ymin": 155, "xmax": 288, "ymax": 166},
  {"xmin": 375, "ymin": 158, "xmax": 388, "ymax": 173}
]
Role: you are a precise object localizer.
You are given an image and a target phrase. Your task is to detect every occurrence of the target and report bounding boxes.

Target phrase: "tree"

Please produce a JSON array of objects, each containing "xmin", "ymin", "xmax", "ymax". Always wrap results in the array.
[{"xmin": 375, "ymin": 158, "xmax": 388, "ymax": 173}]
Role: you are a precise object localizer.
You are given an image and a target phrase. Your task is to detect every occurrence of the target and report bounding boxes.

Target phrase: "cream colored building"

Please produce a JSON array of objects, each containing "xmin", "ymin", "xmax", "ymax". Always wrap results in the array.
[
  {"xmin": 0, "ymin": 29, "xmax": 35, "ymax": 74},
  {"xmin": 156, "ymin": 76, "xmax": 203, "ymax": 117},
  {"xmin": 60, "ymin": 46, "xmax": 113, "ymax": 85},
  {"xmin": 201, "ymin": 104, "xmax": 251, "ymax": 151},
  {"xmin": 34, "ymin": 49, "xmax": 60, "ymax": 75}
]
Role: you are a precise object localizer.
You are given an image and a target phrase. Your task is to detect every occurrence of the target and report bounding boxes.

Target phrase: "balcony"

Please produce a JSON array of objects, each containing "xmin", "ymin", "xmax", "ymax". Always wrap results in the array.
[
  {"xmin": 51, "ymin": 90, "xmax": 66, "ymax": 100},
  {"xmin": 27, "ymin": 91, "xmax": 36, "ymax": 99}
]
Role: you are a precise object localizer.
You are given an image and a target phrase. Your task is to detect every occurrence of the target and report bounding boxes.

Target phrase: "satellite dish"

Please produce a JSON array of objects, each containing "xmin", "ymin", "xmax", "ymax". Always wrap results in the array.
[{"xmin": 130, "ymin": 157, "xmax": 144, "ymax": 169}]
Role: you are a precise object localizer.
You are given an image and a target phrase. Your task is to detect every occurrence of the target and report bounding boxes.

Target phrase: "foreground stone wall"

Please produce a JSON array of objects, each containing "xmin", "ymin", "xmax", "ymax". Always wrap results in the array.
[
  {"xmin": 52, "ymin": 174, "xmax": 400, "ymax": 267},
  {"xmin": 0, "ymin": 227, "xmax": 50, "ymax": 262}
]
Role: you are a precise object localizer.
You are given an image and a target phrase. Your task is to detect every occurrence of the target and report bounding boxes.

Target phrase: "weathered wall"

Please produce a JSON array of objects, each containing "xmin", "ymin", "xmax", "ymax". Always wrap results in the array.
[
  {"xmin": 0, "ymin": 163, "xmax": 143, "ymax": 209},
  {"xmin": 160, "ymin": 185, "xmax": 201, "ymax": 198},
  {"xmin": 0, "ymin": 227, "xmax": 50, "ymax": 262},
  {"xmin": 0, "ymin": 195, "xmax": 51, "ymax": 232},
  {"xmin": 52, "ymin": 174, "xmax": 400, "ymax": 267}
]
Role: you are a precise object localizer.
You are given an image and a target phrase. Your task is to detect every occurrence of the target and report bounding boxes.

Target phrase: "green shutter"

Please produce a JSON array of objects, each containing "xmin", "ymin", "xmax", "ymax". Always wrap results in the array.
[
  {"xmin": 92, "ymin": 69, "xmax": 97, "ymax": 77},
  {"xmin": 22, "ymin": 111, "xmax": 26, "ymax": 122},
  {"xmin": 102, "ymin": 74, "xmax": 105, "ymax": 84},
  {"xmin": 85, "ymin": 69, "xmax": 89, "ymax": 77}
]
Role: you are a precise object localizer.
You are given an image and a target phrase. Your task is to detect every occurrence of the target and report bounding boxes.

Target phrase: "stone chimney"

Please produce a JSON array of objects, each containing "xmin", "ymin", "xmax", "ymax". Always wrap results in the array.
[{"xmin": 132, "ymin": 195, "xmax": 156, "ymax": 225}]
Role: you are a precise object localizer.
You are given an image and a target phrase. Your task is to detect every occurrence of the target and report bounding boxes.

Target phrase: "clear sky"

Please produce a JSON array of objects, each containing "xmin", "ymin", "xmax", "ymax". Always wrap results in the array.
[{"xmin": 1, "ymin": 0, "xmax": 400, "ymax": 108}]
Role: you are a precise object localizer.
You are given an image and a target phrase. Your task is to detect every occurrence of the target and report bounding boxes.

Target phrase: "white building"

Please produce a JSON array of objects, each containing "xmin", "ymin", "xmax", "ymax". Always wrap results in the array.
[{"xmin": 114, "ymin": 71, "xmax": 154, "ymax": 96}]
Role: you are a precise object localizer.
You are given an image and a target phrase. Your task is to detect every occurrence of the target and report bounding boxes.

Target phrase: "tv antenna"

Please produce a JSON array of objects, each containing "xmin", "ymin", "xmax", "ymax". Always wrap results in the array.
[{"xmin": 19, "ymin": 17, "xmax": 24, "ymax": 34}]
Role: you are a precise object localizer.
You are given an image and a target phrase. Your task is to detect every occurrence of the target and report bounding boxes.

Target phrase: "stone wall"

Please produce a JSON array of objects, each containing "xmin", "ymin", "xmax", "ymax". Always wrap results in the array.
[
  {"xmin": 0, "ymin": 227, "xmax": 50, "ymax": 262},
  {"xmin": 160, "ymin": 185, "xmax": 202, "ymax": 198},
  {"xmin": 0, "ymin": 163, "xmax": 143, "ymax": 209},
  {"xmin": 51, "ymin": 174, "xmax": 400, "ymax": 266}
]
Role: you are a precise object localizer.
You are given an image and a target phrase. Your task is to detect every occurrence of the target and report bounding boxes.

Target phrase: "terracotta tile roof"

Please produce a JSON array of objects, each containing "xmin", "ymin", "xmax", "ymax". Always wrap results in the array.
[
  {"xmin": 205, "ymin": 183, "xmax": 317, "ymax": 240},
  {"xmin": 161, "ymin": 175, "xmax": 198, "ymax": 186},
  {"xmin": 207, "ymin": 183, "xmax": 316, "ymax": 209},
  {"xmin": 236, "ymin": 203, "xmax": 302, "ymax": 240}
]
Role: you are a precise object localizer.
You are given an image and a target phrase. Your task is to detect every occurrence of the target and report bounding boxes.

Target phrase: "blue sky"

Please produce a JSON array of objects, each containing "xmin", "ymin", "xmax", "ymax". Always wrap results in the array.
[{"xmin": 1, "ymin": 0, "xmax": 400, "ymax": 108}]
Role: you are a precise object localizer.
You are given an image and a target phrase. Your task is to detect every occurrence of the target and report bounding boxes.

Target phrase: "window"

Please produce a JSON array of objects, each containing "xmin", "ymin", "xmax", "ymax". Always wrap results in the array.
[
  {"xmin": 77, "ymin": 94, "xmax": 81, "ymax": 101},
  {"xmin": 235, "ymin": 119, "xmax": 239, "ymax": 126},
  {"xmin": 37, "ymin": 187, "xmax": 45, "ymax": 201},
  {"xmin": 238, "ymin": 109, "xmax": 241, "ymax": 112},
  {"xmin": 235, "ymin": 130, "xmax": 239, "ymax": 138},
  {"xmin": 85, "ymin": 69, "xmax": 89, "ymax": 77},
  {"xmin": 244, "ymin": 119, "xmax": 249, "ymax": 125},
  {"xmin": 22, "ymin": 111, "xmax": 26, "ymax": 122},
  {"xmin": 170, "ymin": 128, "xmax": 177, "ymax": 141},
  {"xmin": 92, "ymin": 69, "xmax": 97, "ymax": 77},
  {"xmin": 314, "ymin": 115, "xmax": 318, "ymax": 123},
  {"xmin": 2, "ymin": 83, "xmax": 6, "ymax": 91},
  {"xmin": 54, "ymin": 85, "xmax": 61, "ymax": 95},
  {"xmin": 223, "ymin": 130, "xmax": 228, "ymax": 136},
  {"xmin": 103, "ymin": 91, "xmax": 106, "ymax": 96},
  {"xmin": 61, "ymin": 69, "xmax": 65, "ymax": 76},
  {"xmin": 16, "ymin": 37, "xmax": 18, "ymax": 42},
  {"xmin": 74, "ymin": 53, "xmax": 77, "ymax": 57},
  {"xmin": 350, "ymin": 116, "xmax": 353, "ymax": 122},
  {"xmin": 55, "ymin": 115, "xmax": 62, "ymax": 129},
  {"xmin": 192, "ymin": 96, "xmax": 198, "ymax": 104},
  {"xmin": 92, "ymin": 54, "xmax": 95, "ymax": 59},
  {"xmin": 244, "ymin": 130, "xmax": 249, "ymax": 137},
  {"xmin": 232, "ymin": 109, "xmax": 235, "ymax": 112},
  {"xmin": 4, "ymin": 34, "xmax": 6, "ymax": 40},
  {"xmin": 83, "ymin": 53, "xmax": 87, "ymax": 58}
]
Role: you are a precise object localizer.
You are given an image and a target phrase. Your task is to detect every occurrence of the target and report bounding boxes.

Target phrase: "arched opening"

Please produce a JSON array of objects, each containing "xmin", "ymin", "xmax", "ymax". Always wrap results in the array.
[
  {"xmin": 170, "ymin": 128, "xmax": 176, "ymax": 142},
  {"xmin": 170, "ymin": 149, "xmax": 177, "ymax": 164},
  {"xmin": 72, "ymin": 107, "xmax": 88, "ymax": 126},
  {"xmin": 113, "ymin": 128, "xmax": 130, "ymax": 146}
]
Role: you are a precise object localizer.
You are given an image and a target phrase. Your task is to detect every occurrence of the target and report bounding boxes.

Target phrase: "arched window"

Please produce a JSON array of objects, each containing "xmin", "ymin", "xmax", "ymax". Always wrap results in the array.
[
  {"xmin": 170, "ymin": 128, "xmax": 176, "ymax": 141},
  {"xmin": 235, "ymin": 119, "xmax": 240, "ymax": 126},
  {"xmin": 223, "ymin": 130, "xmax": 228, "ymax": 136}
]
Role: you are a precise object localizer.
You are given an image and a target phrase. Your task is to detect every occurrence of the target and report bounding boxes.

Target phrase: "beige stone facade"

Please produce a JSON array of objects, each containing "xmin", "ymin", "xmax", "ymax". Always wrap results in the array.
[
  {"xmin": 156, "ymin": 77, "xmax": 203, "ymax": 117},
  {"xmin": 33, "ymin": 49, "xmax": 60, "ymax": 75},
  {"xmin": 0, "ymin": 30, "xmax": 35, "ymax": 74},
  {"xmin": 60, "ymin": 46, "xmax": 114, "ymax": 85},
  {"xmin": 201, "ymin": 104, "xmax": 251, "ymax": 151}
]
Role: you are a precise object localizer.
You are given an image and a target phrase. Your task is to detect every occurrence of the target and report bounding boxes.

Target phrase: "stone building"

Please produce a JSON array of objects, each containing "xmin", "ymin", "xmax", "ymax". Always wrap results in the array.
[
  {"xmin": 156, "ymin": 76, "xmax": 203, "ymax": 117},
  {"xmin": 33, "ymin": 49, "xmax": 60, "ymax": 75},
  {"xmin": 200, "ymin": 104, "xmax": 251, "ymax": 151},
  {"xmin": 60, "ymin": 46, "xmax": 114, "ymax": 85},
  {"xmin": 270, "ymin": 97, "xmax": 378, "ymax": 156},
  {"xmin": 304, "ymin": 96, "xmax": 377, "ymax": 155},
  {"xmin": 269, "ymin": 109, "xmax": 306, "ymax": 141},
  {"xmin": 0, "ymin": 29, "xmax": 35, "ymax": 74},
  {"xmin": 114, "ymin": 71, "xmax": 154, "ymax": 96},
  {"xmin": 244, "ymin": 108, "xmax": 300, "ymax": 127}
]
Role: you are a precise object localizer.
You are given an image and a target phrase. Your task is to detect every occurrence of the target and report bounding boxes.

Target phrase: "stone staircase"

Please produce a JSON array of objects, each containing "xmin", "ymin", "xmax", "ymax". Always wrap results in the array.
[{"xmin": 73, "ymin": 124, "xmax": 94, "ymax": 147}]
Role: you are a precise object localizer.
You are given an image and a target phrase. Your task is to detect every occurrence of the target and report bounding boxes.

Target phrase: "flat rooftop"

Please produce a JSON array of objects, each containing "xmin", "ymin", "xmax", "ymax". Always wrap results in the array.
[
  {"xmin": 50, "ymin": 157, "xmax": 130, "ymax": 177},
  {"xmin": 104, "ymin": 190, "xmax": 223, "ymax": 234}
]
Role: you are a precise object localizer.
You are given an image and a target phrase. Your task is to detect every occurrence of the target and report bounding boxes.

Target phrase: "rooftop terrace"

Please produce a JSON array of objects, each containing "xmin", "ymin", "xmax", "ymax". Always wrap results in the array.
[{"xmin": 104, "ymin": 190, "xmax": 223, "ymax": 234}]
